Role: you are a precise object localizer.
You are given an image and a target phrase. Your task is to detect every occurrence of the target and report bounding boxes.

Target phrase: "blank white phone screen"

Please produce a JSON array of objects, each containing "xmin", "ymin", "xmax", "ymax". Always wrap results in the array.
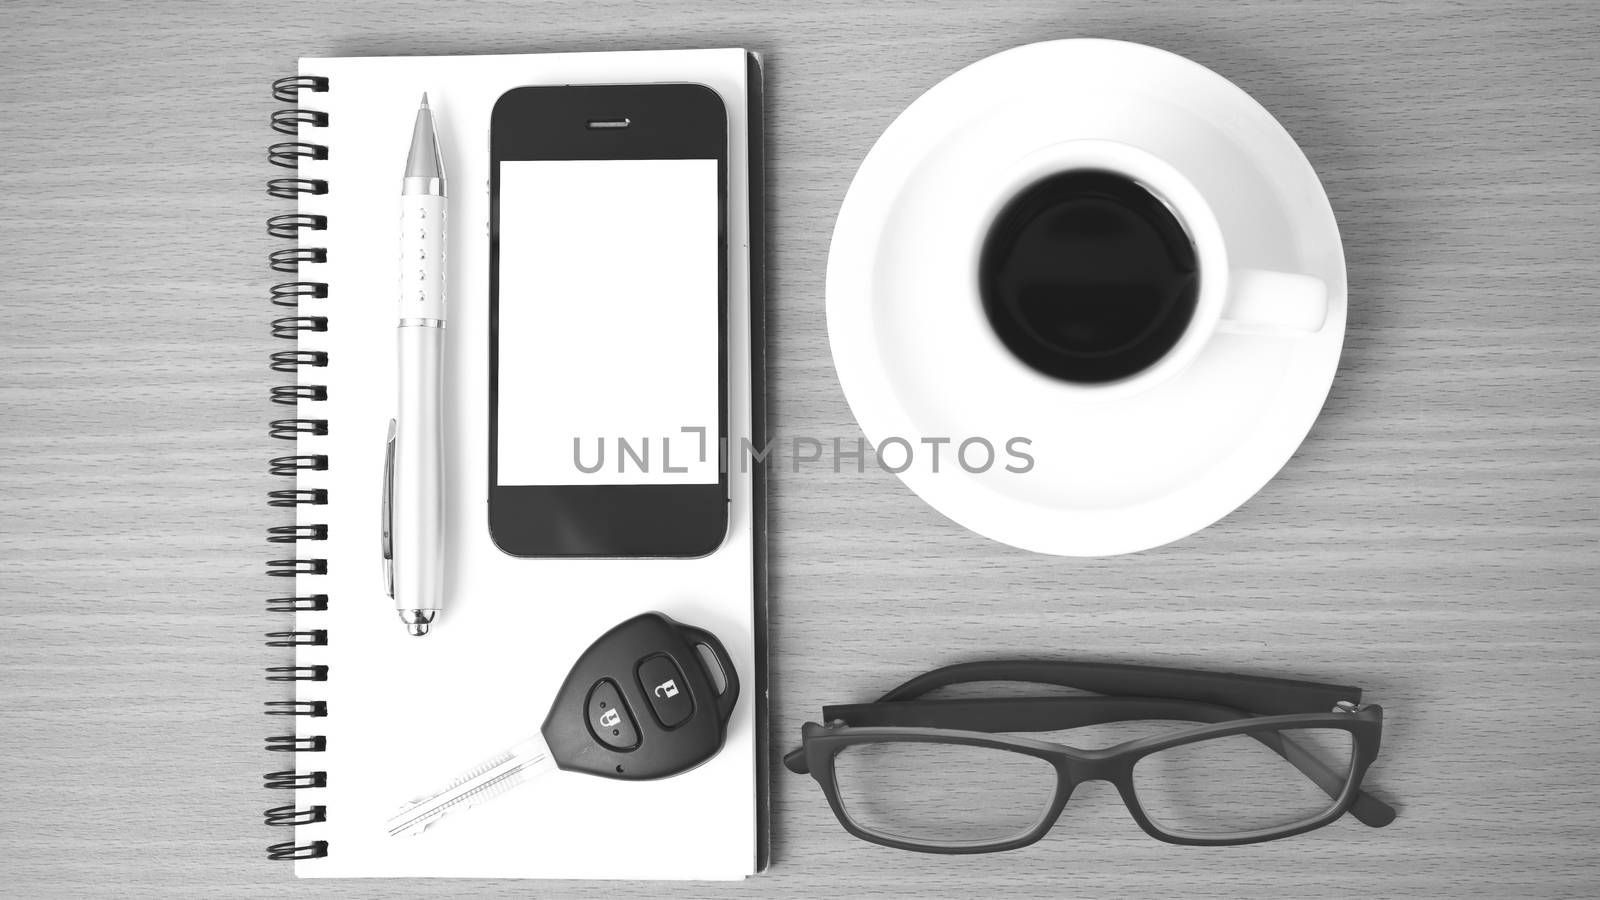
[{"xmin": 496, "ymin": 158, "xmax": 719, "ymax": 486}]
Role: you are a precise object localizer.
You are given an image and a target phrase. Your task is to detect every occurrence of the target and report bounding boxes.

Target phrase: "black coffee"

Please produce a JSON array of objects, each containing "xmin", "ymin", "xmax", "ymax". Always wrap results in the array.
[{"xmin": 978, "ymin": 170, "xmax": 1199, "ymax": 383}]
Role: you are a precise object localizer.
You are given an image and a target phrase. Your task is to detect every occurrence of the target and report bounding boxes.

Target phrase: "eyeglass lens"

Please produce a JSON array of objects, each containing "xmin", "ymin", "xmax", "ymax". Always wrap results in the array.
[
  {"xmin": 833, "ymin": 741, "xmax": 1057, "ymax": 848},
  {"xmin": 1132, "ymin": 727, "xmax": 1355, "ymax": 838}
]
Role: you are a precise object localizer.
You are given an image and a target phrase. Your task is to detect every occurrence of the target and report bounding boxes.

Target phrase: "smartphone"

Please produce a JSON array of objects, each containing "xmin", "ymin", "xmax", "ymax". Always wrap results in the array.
[{"xmin": 488, "ymin": 84, "xmax": 729, "ymax": 557}]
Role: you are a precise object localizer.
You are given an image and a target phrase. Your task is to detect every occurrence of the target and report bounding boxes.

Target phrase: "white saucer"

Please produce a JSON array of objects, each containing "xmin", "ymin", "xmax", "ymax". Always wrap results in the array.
[{"xmin": 825, "ymin": 39, "xmax": 1347, "ymax": 556}]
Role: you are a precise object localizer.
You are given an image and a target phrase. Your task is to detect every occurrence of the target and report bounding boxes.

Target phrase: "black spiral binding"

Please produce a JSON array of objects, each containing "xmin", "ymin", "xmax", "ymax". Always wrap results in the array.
[
  {"xmin": 269, "ymin": 488, "xmax": 327, "ymax": 507},
  {"xmin": 268, "ymin": 525, "xmax": 328, "ymax": 543},
  {"xmin": 271, "ymin": 385, "xmax": 329, "ymax": 405},
  {"xmin": 265, "ymin": 73, "xmax": 331, "ymax": 864},
  {"xmin": 271, "ymin": 283, "xmax": 329, "ymax": 307}
]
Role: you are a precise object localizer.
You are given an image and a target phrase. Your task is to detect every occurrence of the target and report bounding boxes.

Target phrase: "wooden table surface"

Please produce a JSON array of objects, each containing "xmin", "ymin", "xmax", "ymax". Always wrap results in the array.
[{"xmin": 3, "ymin": 1, "xmax": 1597, "ymax": 897}]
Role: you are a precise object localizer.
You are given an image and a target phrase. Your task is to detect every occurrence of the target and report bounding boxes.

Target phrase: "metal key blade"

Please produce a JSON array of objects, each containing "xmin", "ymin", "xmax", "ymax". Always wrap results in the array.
[{"xmin": 387, "ymin": 732, "xmax": 554, "ymax": 837}]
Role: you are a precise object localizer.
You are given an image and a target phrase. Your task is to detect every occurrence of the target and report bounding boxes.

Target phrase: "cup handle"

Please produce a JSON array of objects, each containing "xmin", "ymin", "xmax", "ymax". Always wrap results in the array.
[{"xmin": 1219, "ymin": 269, "xmax": 1329, "ymax": 335}]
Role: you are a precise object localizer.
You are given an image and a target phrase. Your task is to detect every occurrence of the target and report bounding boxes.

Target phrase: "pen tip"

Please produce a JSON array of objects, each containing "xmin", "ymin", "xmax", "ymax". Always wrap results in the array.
[
  {"xmin": 420, "ymin": 92, "xmax": 430, "ymax": 110},
  {"xmin": 400, "ymin": 609, "xmax": 436, "ymax": 636}
]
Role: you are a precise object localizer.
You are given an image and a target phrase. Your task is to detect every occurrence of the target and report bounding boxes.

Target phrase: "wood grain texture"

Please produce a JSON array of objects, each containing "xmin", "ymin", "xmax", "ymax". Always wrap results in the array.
[{"xmin": 1, "ymin": 0, "xmax": 1597, "ymax": 896}]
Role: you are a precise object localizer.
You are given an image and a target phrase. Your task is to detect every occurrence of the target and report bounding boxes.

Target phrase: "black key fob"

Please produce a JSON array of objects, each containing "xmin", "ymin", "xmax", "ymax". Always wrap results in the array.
[{"xmin": 541, "ymin": 612, "xmax": 739, "ymax": 780}]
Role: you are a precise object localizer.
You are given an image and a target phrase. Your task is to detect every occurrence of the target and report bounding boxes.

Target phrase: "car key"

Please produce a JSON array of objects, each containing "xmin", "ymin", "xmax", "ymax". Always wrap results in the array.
[{"xmin": 387, "ymin": 612, "xmax": 739, "ymax": 837}]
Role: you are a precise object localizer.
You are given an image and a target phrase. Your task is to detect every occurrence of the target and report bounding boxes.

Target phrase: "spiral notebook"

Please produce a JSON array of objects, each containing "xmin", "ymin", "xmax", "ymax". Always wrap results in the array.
[{"xmin": 264, "ymin": 49, "xmax": 766, "ymax": 879}]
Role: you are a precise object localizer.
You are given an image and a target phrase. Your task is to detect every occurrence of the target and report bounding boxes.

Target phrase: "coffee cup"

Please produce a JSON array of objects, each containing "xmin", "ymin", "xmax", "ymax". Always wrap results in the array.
[{"xmin": 972, "ymin": 139, "xmax": 1327, "ymax": 400}]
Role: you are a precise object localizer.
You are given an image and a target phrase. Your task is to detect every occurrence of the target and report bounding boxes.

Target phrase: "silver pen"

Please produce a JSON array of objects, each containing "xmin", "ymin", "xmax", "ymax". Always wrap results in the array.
[{"xmin": 384, "ymin": 94, "xmax": 447, "ymax": 636}]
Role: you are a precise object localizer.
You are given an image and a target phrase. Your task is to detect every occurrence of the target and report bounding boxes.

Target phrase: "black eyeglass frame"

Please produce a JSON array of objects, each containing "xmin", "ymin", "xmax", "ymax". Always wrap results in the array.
[{"xmin": 785, "ymin": 660, "xmax": 1396, "ymax": 851}]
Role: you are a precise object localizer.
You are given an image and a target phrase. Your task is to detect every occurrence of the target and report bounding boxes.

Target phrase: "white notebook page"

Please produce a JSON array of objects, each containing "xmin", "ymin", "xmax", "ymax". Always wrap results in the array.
[{"xmin": 287, "ymin": 49, "xmax": 758, "ymax": 879}]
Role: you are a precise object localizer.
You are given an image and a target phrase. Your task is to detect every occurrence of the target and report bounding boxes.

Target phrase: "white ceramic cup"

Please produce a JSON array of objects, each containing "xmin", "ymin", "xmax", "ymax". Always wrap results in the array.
[{"xmin": 968, "ymin": 139, "xmax": 1328, "ymax": 401}]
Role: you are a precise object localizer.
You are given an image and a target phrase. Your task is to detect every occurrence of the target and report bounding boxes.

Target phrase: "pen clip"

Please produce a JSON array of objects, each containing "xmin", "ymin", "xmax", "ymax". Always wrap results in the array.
[{"xmin": 382, "ymin": 418, "xmax": 396, "ymax": 600}]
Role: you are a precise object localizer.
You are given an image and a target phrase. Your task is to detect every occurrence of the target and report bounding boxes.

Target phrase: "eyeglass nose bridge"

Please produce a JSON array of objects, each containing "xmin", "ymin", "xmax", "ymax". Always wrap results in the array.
[{"xmin": 1055, "ymin": 746, "xmax": 1133, "ymax": 792}]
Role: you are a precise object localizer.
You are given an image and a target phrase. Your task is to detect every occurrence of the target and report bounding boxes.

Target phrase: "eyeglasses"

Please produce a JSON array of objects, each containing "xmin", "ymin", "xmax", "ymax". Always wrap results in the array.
[{"xmin": 785, "ymin": 660, "xmax": 1397, "ymax": 851}]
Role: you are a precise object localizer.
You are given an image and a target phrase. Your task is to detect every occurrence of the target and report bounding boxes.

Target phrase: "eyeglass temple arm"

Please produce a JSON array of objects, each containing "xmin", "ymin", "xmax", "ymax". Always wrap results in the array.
[
  {"xmin": 877, "ymin": 660, "xmax": 1363, "ymax": 717},
  {"xmin": 879, "ymin": 660, "xmax": 1396, "ymax": 825},
  {"xmin": 814, "ymin": 695, "xmax": 1395, "ymax": 828}
]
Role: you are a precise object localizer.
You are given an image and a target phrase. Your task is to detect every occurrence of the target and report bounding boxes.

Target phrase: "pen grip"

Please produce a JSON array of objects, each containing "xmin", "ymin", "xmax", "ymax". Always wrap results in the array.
[
  {"xmin": 394, "ymin": 325, "xmax": 445, "ymax": 611},
  {"xmin": 400, "ymin": 194, "xmax": 446, "ymax": 320}
]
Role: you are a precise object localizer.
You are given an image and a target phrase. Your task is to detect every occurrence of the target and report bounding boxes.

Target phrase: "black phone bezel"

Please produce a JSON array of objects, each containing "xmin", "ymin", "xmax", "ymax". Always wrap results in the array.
[{"xmin": 488, "ymin": 83, "xmax": 729, "ymax": 558}]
